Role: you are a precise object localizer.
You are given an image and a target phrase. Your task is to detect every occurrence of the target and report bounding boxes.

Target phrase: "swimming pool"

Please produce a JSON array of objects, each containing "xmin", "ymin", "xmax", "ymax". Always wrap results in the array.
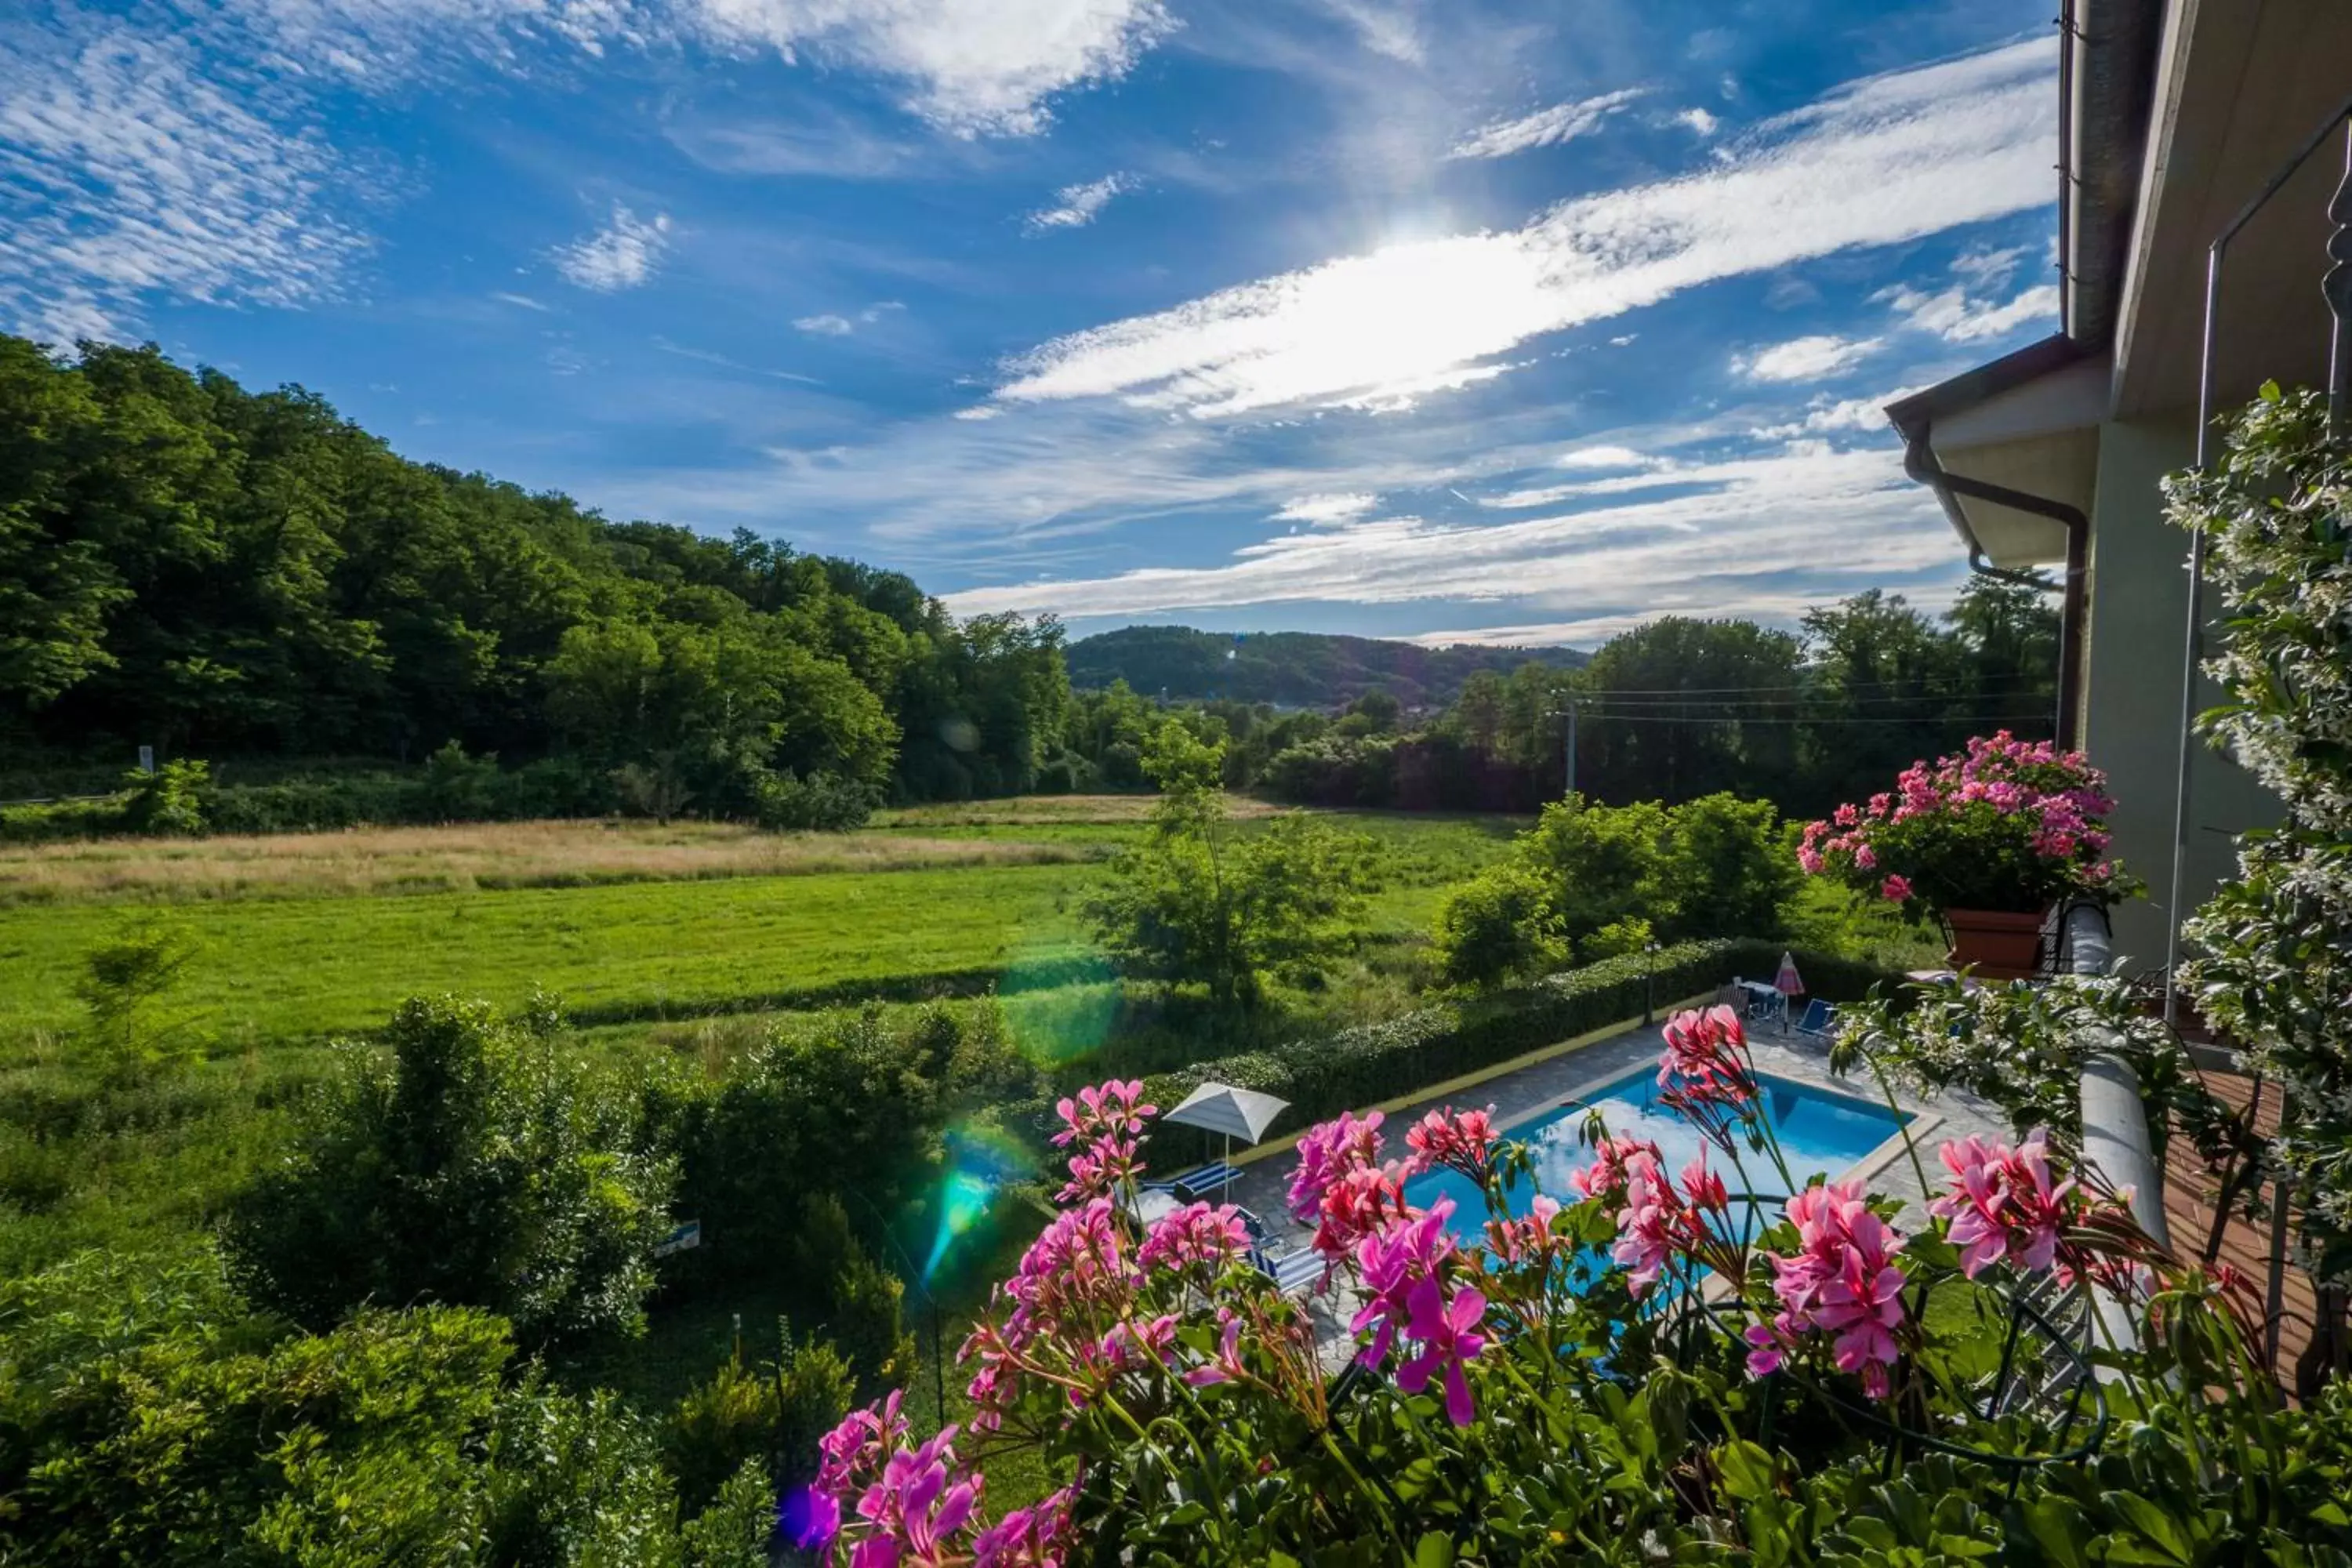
[{"xmin": 1402, "ymin": 1067, "xmax": 1911, "ymax": 1229}]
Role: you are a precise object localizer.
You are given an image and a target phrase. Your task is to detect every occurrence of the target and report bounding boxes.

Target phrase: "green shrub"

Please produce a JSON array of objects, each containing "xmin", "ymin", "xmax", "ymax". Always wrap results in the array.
[
  {"xmin": 223, "ymin": 996, "xmax": 676, "ymax": 1346},
  {"xmin": 0, "ymin": 793, "xmax": 131, "ymax": 842},
  {"xmin": 665, "ymin": 1326, "xmax": 856, "ymax": 1511},
  {"xmin": 677, "ymin": 1458, "xmax": 778, "ymax": 1568},
  {"xmin": 1431, "ymin": 862, "xmax": 1567, "ymax": 986},
  {"xmin": 122, "ymin": 758, "xmax": 211, "ymax": 836},
  {"xmin": 0, "ymin": 1246, "xmax": 745, "ymax": 1566},
  {"xmin": 71, "ymin": 916, "xmax": 203, "ymax": 1087},
  {"xmin": 1086, "ymin": 722, "xmax": 1379, "ymax": 1007},
  {"xmin": 752, "ymin": 768, "xmax": 876, "ymax": 831}
]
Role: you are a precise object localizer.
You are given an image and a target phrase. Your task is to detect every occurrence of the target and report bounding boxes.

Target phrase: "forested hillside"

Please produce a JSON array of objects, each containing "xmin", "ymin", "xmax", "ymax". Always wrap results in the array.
[
  {"xmin": 1066, "ymin": 625, "xmax": 1584, "ymax": 709},
  {"xmin": 0, "ymin": 336, "xmax": 1066, "ymax": 807}
]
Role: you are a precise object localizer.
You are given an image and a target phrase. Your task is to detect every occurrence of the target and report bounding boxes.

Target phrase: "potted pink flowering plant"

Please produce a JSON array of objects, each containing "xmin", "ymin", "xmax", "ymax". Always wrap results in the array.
[{"xmin": 1798, "ymin": 731, "xmax": 2138, "ymax": 978}]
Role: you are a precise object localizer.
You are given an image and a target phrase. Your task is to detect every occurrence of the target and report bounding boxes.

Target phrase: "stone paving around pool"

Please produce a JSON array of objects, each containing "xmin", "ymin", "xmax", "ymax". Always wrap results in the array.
[{"xmin": 1213, "ymin": 1012, "xmax": 2015, "ymax": 1367}]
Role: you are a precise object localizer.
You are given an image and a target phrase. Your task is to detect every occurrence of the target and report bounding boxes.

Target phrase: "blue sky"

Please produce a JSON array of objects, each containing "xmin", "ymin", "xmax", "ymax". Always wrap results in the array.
[{"xmin": 1, "ymin": 0, "xmax": 2062, "ymax": 648}]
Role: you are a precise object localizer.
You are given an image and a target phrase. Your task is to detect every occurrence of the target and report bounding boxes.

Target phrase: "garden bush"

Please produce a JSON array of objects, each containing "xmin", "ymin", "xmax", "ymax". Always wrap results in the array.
[
  {"xmin": 664, "ymin": 1326, "xmax": 857, "ymax": 1514},
  {"xmin": 223, "ymin": 995, "xmax": 676, "ymax": 1346},
  {"xmin": 1434, "ymin": 793, "xmax": 1800, "ymax": 980},
  {"xmin": 0, "ymin": 1246, "xmax": 773, "ymax": 1566},
  {"xmin": 1428, "ymin": 860, "xmax": 1566, "ymax": 986},
  {"xmin": 751, "ymin": 767, "xmax": 876, "ymax": 831}
]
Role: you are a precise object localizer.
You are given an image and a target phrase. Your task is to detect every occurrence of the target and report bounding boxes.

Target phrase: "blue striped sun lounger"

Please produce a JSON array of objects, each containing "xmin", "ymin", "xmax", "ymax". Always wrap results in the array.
[
  {"xmin": 1144, "ymin": 1162, "xmax": 1241, "ymax": 1201},
  {"xmin": 1251, "ymin": 1247, "xmax": 1327, "ymax": 1295}
]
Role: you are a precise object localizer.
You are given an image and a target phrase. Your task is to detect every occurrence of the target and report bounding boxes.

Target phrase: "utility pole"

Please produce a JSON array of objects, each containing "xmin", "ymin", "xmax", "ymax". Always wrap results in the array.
[{"xmin": 1562, "ymin": 695, "xmax": 1579, "ymax": 806}]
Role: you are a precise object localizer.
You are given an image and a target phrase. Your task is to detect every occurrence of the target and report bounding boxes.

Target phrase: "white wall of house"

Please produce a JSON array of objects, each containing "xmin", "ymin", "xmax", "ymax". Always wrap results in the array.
[{"xmin": 2078, "ymin": 416, "xmax": 2279, "ymax": 966}]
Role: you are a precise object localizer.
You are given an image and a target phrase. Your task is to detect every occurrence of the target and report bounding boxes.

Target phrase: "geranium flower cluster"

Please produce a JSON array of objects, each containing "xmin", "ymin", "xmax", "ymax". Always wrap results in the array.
[
  {"xmin": 1930, "ymin": 1131, "xmax": 2073, "ymax": 1277},
  {"xmin": 1051, "ymin": 1080, "xmax": 1156, "ymax": 1203},
  {"xmin": 1403, "ymin": 1104, "xmax": 1500, "ymax": 1181},
  {"xmin": 1352, "ymin": 1200, "xmax": 1489, "ymax": 1425},
  {"xmin": 1608, "ymin": 1147, "xmax": 1730, "ymax": 1297},
  {"xmin": 1656, "ymin": 1006, "xmax": 1761, "ymax": 1149},
  {"xmin": 1287, "ymin": 1109, "xmax": 1410, "ymax": 1262},
  {"xmin": 807, "ymin": 1397, "xmax": 1076, "ymax": 1568},
  {"xmin": 1798, "ymin": 731, "xmax": 2125, "ymax": 909},
  {"xmin": 1746, "ymin": 1180, "xmax": 1909, "ymax": 1399}
]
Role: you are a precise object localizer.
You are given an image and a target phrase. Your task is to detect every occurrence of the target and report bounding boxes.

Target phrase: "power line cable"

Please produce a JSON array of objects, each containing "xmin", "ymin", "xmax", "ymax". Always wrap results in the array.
[
  {"xmin": 1578, "ymin": 711, "xmax": 2056, "ymax": 728},
  {"xmin": 1562, "ymin": 670, "xmax": 2053, "ymax": 697}
]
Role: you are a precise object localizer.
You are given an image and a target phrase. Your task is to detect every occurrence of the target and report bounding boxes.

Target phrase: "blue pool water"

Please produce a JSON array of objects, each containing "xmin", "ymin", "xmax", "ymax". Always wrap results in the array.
[{"xmin": 1402, "ymin": 1068, "xmax": 1911, "ymax": 1229}]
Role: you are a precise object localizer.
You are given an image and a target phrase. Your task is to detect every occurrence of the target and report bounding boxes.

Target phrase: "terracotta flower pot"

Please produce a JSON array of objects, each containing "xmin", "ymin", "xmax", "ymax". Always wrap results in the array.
[{"xmin": 1943, "ymin": 907, "xmax": 2047, "ymax": 981}]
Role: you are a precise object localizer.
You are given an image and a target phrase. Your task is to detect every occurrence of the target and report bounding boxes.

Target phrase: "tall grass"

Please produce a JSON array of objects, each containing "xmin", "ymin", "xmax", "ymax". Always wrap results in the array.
[{"xmin": 0, "ymin": 818, "xmax": 1105, "ymax": 906}]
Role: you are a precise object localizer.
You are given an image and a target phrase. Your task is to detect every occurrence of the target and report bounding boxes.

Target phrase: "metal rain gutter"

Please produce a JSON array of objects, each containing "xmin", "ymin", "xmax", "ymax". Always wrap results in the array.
[{"xmin": 1887, "ymin": 407, "xmax": 2089, "ymax": 752}]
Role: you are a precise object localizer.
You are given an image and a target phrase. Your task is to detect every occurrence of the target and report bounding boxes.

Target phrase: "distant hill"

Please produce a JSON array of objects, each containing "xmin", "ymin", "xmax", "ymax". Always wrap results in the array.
[{"xmin": 1065, "ymin": 626, "xmax": 1587, "ymax": 710}]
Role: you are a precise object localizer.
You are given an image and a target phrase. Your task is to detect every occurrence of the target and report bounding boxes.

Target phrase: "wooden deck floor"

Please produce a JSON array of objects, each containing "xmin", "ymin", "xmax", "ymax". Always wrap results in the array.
[{"xmin": 2161, "ymin": 1068, "xmax": 2320, "ymax": 1385}]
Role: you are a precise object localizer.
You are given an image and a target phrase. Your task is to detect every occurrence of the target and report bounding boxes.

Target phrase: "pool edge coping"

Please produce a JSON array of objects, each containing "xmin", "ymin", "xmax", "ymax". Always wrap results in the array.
[
  {"xmin": 1223, "ymin": 988, "xmax": 1720, "ymax": 1170},
  {"xmin": 1481, "ymin": 1058, "xmax": 1935, "ymax": 1198}
]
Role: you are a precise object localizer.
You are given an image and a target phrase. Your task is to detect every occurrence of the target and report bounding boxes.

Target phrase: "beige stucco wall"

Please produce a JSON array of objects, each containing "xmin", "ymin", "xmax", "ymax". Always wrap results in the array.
[{"xmin": 2079, "ymin": 416, "xmax": 2279, "ymax": 967}]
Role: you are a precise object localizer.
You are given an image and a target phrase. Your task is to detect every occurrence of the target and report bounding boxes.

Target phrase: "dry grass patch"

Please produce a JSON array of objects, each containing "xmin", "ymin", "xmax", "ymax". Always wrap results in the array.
[
  {"xmin": 873, "ymin": 793, "xmax": 1282, "ymax": 828},
  {"xmin": 0, "ymin": 818, "xmax": 1100, "ymax": 905}
]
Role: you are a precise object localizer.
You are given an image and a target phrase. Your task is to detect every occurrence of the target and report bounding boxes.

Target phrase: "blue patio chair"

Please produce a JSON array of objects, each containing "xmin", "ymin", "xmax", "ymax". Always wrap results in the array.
[
  {"xmin": 1250, "ymin": 1245, "xmax": 1326, "ymax": 1296},
  {"xmin": 1143, "ymin": 1161, "xmax": 1240, "ymax": 1202},
  {"xmin": 1792, "ymin": 999, "xmax": 1837, "ymax": 1038}
]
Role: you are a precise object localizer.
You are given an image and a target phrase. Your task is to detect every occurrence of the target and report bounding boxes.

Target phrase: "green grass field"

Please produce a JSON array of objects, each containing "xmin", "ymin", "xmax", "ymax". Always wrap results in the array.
[{"xmin": 0, "ymin": 801, "xmax": 1524, "ymax": 1053}]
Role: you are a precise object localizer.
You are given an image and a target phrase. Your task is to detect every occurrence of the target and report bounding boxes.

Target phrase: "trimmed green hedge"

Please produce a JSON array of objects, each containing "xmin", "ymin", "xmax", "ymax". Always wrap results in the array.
[{"xmin": 1122, "ymin": 939, "xmax": 1903, "ymax": 1167}]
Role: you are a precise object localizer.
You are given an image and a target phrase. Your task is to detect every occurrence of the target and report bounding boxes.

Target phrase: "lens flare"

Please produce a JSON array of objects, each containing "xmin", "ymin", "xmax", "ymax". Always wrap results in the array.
[
  {"xmin": 999, "ymin": 946, "xmax": 1118, "ymax": 1066},
  {"xmin": 924, "ymin": 1121, "xmax": 1031, "ymax": 1286},
  {"xmin": 779, "ymin": 1483, "xmax": 839, "ymax": 1550}
]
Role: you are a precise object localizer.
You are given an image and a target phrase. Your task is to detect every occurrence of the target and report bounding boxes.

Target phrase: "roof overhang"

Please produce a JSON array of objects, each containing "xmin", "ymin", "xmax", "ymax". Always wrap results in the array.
[
  {"xmin": 2109, "ymin": 1, "xmax": 2352, "ymax": 419},
  {"xmin": 1886, "ymin": 336, "xmax": 2107, "ymax": 569}
]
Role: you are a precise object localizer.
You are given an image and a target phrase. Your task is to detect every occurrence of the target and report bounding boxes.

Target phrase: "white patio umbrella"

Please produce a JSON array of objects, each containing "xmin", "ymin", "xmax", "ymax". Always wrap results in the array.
[{"xmin": 1163, "ymin": 1081, "xmax": 1291, "ymax": 1169}]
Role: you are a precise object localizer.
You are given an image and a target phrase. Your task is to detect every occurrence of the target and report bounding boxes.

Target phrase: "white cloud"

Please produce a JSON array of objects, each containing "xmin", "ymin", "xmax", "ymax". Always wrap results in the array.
[
  {"xmin": 1556, "ymin": 444, "xmax": 1668, "ymax": 471},
  {"xmin": 793, "ymin": 300, "xmax": 904, "ymax": 335},
  {"xmin": 1881, "ymin": 278, "xmax": 2059, "ymax": 342},
  {"xmin": 1272, "ymin": 492, "xmax": 1381, "ymax": 525},
  {"xmin": 1675, "ymin": 106, "xmax": 1720, "ymax": 136},
  {"xmin": 212, "ymin": 0, "xmax": 1175, "ymax": 137},
  {"xmin": 0, "ymin": 25, "xmax": 368, "ymax": 343},
  {"xmin": 1025, "ymin": 172, "xmax": 1133, "ymax": 233},
  {"xmin": 678, "ymin": 0, "xmax": 1176, "ymax": 136},
  {"xmin": 1750, "ymin": 387, "xmax": 1922, "ymax": 440},
  {"xmin": 1321, "ymin": 0, "xmax": 1422, "ymax": 63},
  {"xmin": 988, "ymin": 38, "xmax": 2057, "ymax": 419},
  {"xmin": 552, "ymin": 204, "xmax": 672, "ymax": 291},
  {"xmin": 939, "ymin": 442, "xmax": 1951, "ymax": 622},
  {"xmin": 1733, "ymin": 332, "xmax": 1883, "ymax": 383},
  {"xmin": 1449, "ymin": 89, "xmax": 1645, "ymax": 160},
  {"xmin": 492, "ymin": 290, "xmax": 552, "ymax": 311}
]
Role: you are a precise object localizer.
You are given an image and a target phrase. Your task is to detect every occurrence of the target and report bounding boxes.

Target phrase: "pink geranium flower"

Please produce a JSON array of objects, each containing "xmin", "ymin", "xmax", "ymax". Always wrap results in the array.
[
  {"xmin": 1754, "ymin": 1179, "xmax": 1908, "ymax": 1399},
  {"xmin": 1404, "ymin": 1104, "xmax": 1499, "ymax": 1180},
  {"xmin": 1570, "ymin": 1134, "xmax": 1663, "ymax": 1205},
  {"xmin": 971, "ymin": 1485, "xmax": 1075, "ymax": 1568},
  {"xmin": 1657, "ymin": 1005, "xmax": 1758, "ymax": 1112},
  {"xmin": 1396, "ymin": 1276, "xmax": 1489, "ymax": 1425},
  {"xmin": 1929, "ymin": 1132, "xmax": 2074, "ymax": 1278},
  {"xmin": 1136, "ymin": 1202, "xmax": 1252, "ymax": 1274},
  {"xmin": 1287, "ymin": 1109, "xmax": 1385, "ymax": 1224}
]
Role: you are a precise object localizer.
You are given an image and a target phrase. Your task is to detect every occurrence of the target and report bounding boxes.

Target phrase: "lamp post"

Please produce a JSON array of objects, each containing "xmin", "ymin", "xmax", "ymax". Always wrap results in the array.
[
  {"xmin": 1642, "ymin": 939, "xmax": 1664, "ymax": 1026},
  {"xmin": 834, "ymin": 1183, "xmax": 947, "ymax": 1427}
]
